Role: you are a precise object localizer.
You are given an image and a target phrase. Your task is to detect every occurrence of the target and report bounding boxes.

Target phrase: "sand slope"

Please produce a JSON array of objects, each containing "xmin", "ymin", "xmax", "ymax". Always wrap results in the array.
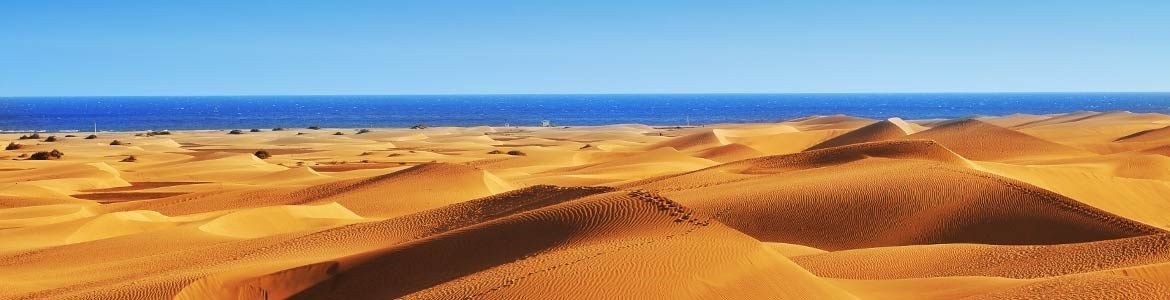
[
  {"xmin": 2, "ymin": 112, "xmax": 1170, "ymax": 299},
  {"xmin": 806, "ymin": 117, "xmax": 922, "ymax": 150},
  {"xmin": 902, "ymin": 119, "xmax": 1094, "ymax": 161},
  {"xmin": 1117, "ymin": 125, "xmax": 1170, "ymax": 143},
  {"xmin": 629, "ymin": 140, "xmax": 1161, "ymax": 250},
  {"xmin": 287, "ymin": 191, "xmax": 855, "ymax": 299}
]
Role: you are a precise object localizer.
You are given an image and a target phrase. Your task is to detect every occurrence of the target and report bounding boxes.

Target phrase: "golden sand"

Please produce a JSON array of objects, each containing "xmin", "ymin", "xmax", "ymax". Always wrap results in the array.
[{"xmin": 1, "ymin": 112, "xmax": 1169, "ymax": 299}]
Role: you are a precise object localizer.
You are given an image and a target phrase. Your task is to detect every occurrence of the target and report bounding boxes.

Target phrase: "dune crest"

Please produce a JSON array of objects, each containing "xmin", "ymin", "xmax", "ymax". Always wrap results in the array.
[
  {"xmin": 1117, "ymin": 125, "xmax": 1170, "ymax": 143},
  {"xmin": 2, "ymin": 112, "xmax": 1170, "ymax": 299},
  {"xmin": 197, "ymin": 202, "xmax": 365, "ymax": 239},
  {"xmin": 806, "ymin": 117, "xmax": 923, "ymax": 150},
  {"xmin": 284, "ymin": 191, "xmax": 855, "ymax": 299},
  {"xmin": 903, "ymin": 118, "xmax": 1093, "ymax": 161}
]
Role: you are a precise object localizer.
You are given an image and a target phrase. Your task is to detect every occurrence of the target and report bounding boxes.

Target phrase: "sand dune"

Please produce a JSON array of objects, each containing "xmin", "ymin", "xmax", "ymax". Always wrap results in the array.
[
  {"xmin": 629, "ymin": 140, "xmax": 1160, "ymax": 250},
  {"xmin": 0, "ymin": 186, "xmax": 611, "ymax": 299},
  {"xmin": 976, "ymin": 113, "xmax": 1053, "ymax": 128},
  {"xmin": 806, "ymin": 117, "xmax": 924, "ymax": 150},
  {"xmin": 2, "ymin": 112, "xmax": 1170, "ymax": 299},
  {"xmin": 784, "ymin": 114, "xmax": 876, "ymax": 130},
  {"xmin": 1143, "ymin": 144, "xmax": 1170, "ymax": 156},
  {"xmin": 284, "ymin": 191, "xmax": 854, "ymax": 299},
  {"xmin": 793, "ymin": 233, "xmax": 1170, "ymax": 279},
  {"xmin": 1118, "ymin": 125, "xmax": 1170, "ymax": 143},
  {"xmin": 126, "ymin": 152, "xmax": 288, "ymax": 182},
  {"xmin": 197, "ymin": 202, "xmax": 364, "ymax": 238},
  {"xmin": 0, "ymin": 162, "xmax": 130, "ymax": 192},
  {"xmin": 693, "ymin": 143, "xmax": 766, "ymax": 162},
  {"xmin": 539, "ymin": 147, "xmax": 718, "ymax": 183},
  {"xmin": 299, "ymin": 163, "xmax": 513, "ymax": 217},
  {"xmin": 902, "ymin": 118, "xmax": 1095, "ymax": 161},
  {"xmin": 977, "ymin": 160, "xmax": 1170, "ymax": 229},
  {"xmin": 1010, "ymin": 111, "xmax": 1106, "ymax": 128},
  {"xmin": 243, "ymin": 166, "xmax": 333, "ymax": 185},
  {"xmin": 644, "ymin": 130, "xmax": 730, "ymax": 151}
]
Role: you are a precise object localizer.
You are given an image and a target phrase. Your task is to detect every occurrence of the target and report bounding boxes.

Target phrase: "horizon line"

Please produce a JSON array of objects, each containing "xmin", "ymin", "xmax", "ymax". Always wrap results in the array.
[{"xmin": 4, "ymin": 91, "xmax": 1170, "ymax": 98}]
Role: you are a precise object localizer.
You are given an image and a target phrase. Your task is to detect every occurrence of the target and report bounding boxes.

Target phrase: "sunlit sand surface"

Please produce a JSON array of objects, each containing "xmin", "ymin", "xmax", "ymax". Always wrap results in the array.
[{"xmin": 2, "ymin": 111, "xmax": 1169, "ymax": 299}]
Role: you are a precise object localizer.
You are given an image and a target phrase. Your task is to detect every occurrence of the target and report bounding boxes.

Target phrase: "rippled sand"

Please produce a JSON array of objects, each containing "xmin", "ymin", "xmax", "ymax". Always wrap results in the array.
[{"xmin": 2, "ymin": 112, "xmax": 1169, "ymax": 299}]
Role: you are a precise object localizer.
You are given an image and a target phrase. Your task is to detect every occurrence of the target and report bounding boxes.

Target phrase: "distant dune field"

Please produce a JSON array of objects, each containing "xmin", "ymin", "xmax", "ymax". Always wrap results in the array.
[{"xmin": 2, "ymin": 112, "xmax": 1170, "ymax": 299}]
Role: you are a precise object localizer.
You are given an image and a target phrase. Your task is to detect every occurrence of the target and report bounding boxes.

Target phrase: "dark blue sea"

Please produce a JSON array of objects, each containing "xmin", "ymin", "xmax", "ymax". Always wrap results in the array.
[{"xmin": 1, "ymin": 93, "xmax": 1167, "ymax": 132}]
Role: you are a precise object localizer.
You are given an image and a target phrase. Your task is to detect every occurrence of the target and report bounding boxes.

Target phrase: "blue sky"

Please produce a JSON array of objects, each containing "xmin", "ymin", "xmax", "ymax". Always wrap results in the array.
[{"xmin": 1, "ymin": 0, "xmax": 1167, "ymax": 96}]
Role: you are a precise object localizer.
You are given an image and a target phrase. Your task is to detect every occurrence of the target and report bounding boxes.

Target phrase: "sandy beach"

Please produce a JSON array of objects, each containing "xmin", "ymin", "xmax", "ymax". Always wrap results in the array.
[{"xmin": 2, "ymin": 111, "xmax": 1170, "ymax": 299}]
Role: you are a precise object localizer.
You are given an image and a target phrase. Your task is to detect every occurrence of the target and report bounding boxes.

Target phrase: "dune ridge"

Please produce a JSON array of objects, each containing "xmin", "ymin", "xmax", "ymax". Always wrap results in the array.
[
  {"xmin": 902, "ymin": 118, "xmax": 1094, "ymax": 161},
  {"xmin": 806, "ymin": 117, "xmax": 922, "ymax": 150},
  {"xmin": 2, "ymin": 111, "xmax": 1169, "ymax": 299}
]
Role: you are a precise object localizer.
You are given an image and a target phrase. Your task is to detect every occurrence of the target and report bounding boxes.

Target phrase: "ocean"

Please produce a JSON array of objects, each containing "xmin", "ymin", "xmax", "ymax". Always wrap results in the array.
[{"xmin": 1, "ymin": 93, "xmax": 1167, "ymax": 132}]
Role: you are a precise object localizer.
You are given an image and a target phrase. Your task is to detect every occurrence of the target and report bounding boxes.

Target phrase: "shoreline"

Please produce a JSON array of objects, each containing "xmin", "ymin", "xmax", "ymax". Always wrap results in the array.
[{"xmin": 2, "ymin": 110, "xmax": 1165, "ymax": 134}]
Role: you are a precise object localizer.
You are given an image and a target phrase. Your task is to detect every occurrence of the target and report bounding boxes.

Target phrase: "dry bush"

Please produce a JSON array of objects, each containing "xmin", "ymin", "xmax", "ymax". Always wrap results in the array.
[{"xmin": 28, "ymin": 149, "xmax": 64, "ymax": 160}]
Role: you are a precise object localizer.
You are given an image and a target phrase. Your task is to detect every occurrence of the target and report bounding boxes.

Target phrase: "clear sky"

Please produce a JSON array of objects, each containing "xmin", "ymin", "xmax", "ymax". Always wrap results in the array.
[{"xmin": 1, "ymin": 0, "xmax": 1167, "ymax": 96}]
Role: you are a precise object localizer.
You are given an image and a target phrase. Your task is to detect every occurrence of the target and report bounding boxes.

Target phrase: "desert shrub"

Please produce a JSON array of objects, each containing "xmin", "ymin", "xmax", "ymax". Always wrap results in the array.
[
  {"xmin": 228, "ymin": 129, "xmax": 244, "ymax": 135},
  {"xmin": 85, "ymin": 134, "xmax": 98, "ymax": 139},
  {"xmin": 109, "ymin": 140, "xmax": 124, "ymax": 145},
  {"xmin": 120, "ymin": 155, "xmax": 137, "ymax": 162},
  {"xmin": 250, "ymin": 129, "xmax": 261, "ymax": 132},
  {"xmin": 28, "ymin": 149, "xmax": 64, "ymax": 160},
  {"xmin": 65, "ymin": 135, "xmax": 77, "ymax": 137},
  {"xmin": 19, "ymin": 133, "xmax": 41, "ymax": 140},
  {"xmin": 254, "ymin": 150, "xmax": 271, "ymax": 159},
  {"xmin": 307, "ymin": 126, "xmax": 321, "ymax": 130},
  {"xmin": 272, "ymin": 127, "xmax": 286, "ymax": 131},
  {"xmin": 580, "ymin": 144, "xmax": 593, "ymax": 149},
  {"xmin": 386, "ymin": 153, "xmax": 402, "ymax": 157},
  {"xmin": 506, "ymin": 150, "xmax": 526, "ymax": 156},
  {"xmin": 333, "ymin": 131, "xmax": 344, "ymax": 135},
  {"xmin": 410, "ymin": 124, "xmax": 427, "ymax": 129},
  {"xmin": 145, "ymin": 130, "xmax": 171, "ymax": 136},
  {"xmin": 5, "ymin": 142, "xmax": 21, "ymax": 150},
  {"xmin": 44, "ymin": 136, "xmax": 58, "ymax": 142},
  {"xmin": 360, "ymin": 159, "xmax": 370, "ymax": 163},
  {"xmin": 359, "ymin": 152, "xmax": 373, "ymax": 156},
  {"xmin": 356, "ymin": 129, "xmax": 371, "ymax": 134},
  {"xmin": 296, "ymin": 132, "xmax": 307, "ymax": 135},
  {"xmin": 487, "ymin": 149, "xmax": 504, "ymax": 154}
]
